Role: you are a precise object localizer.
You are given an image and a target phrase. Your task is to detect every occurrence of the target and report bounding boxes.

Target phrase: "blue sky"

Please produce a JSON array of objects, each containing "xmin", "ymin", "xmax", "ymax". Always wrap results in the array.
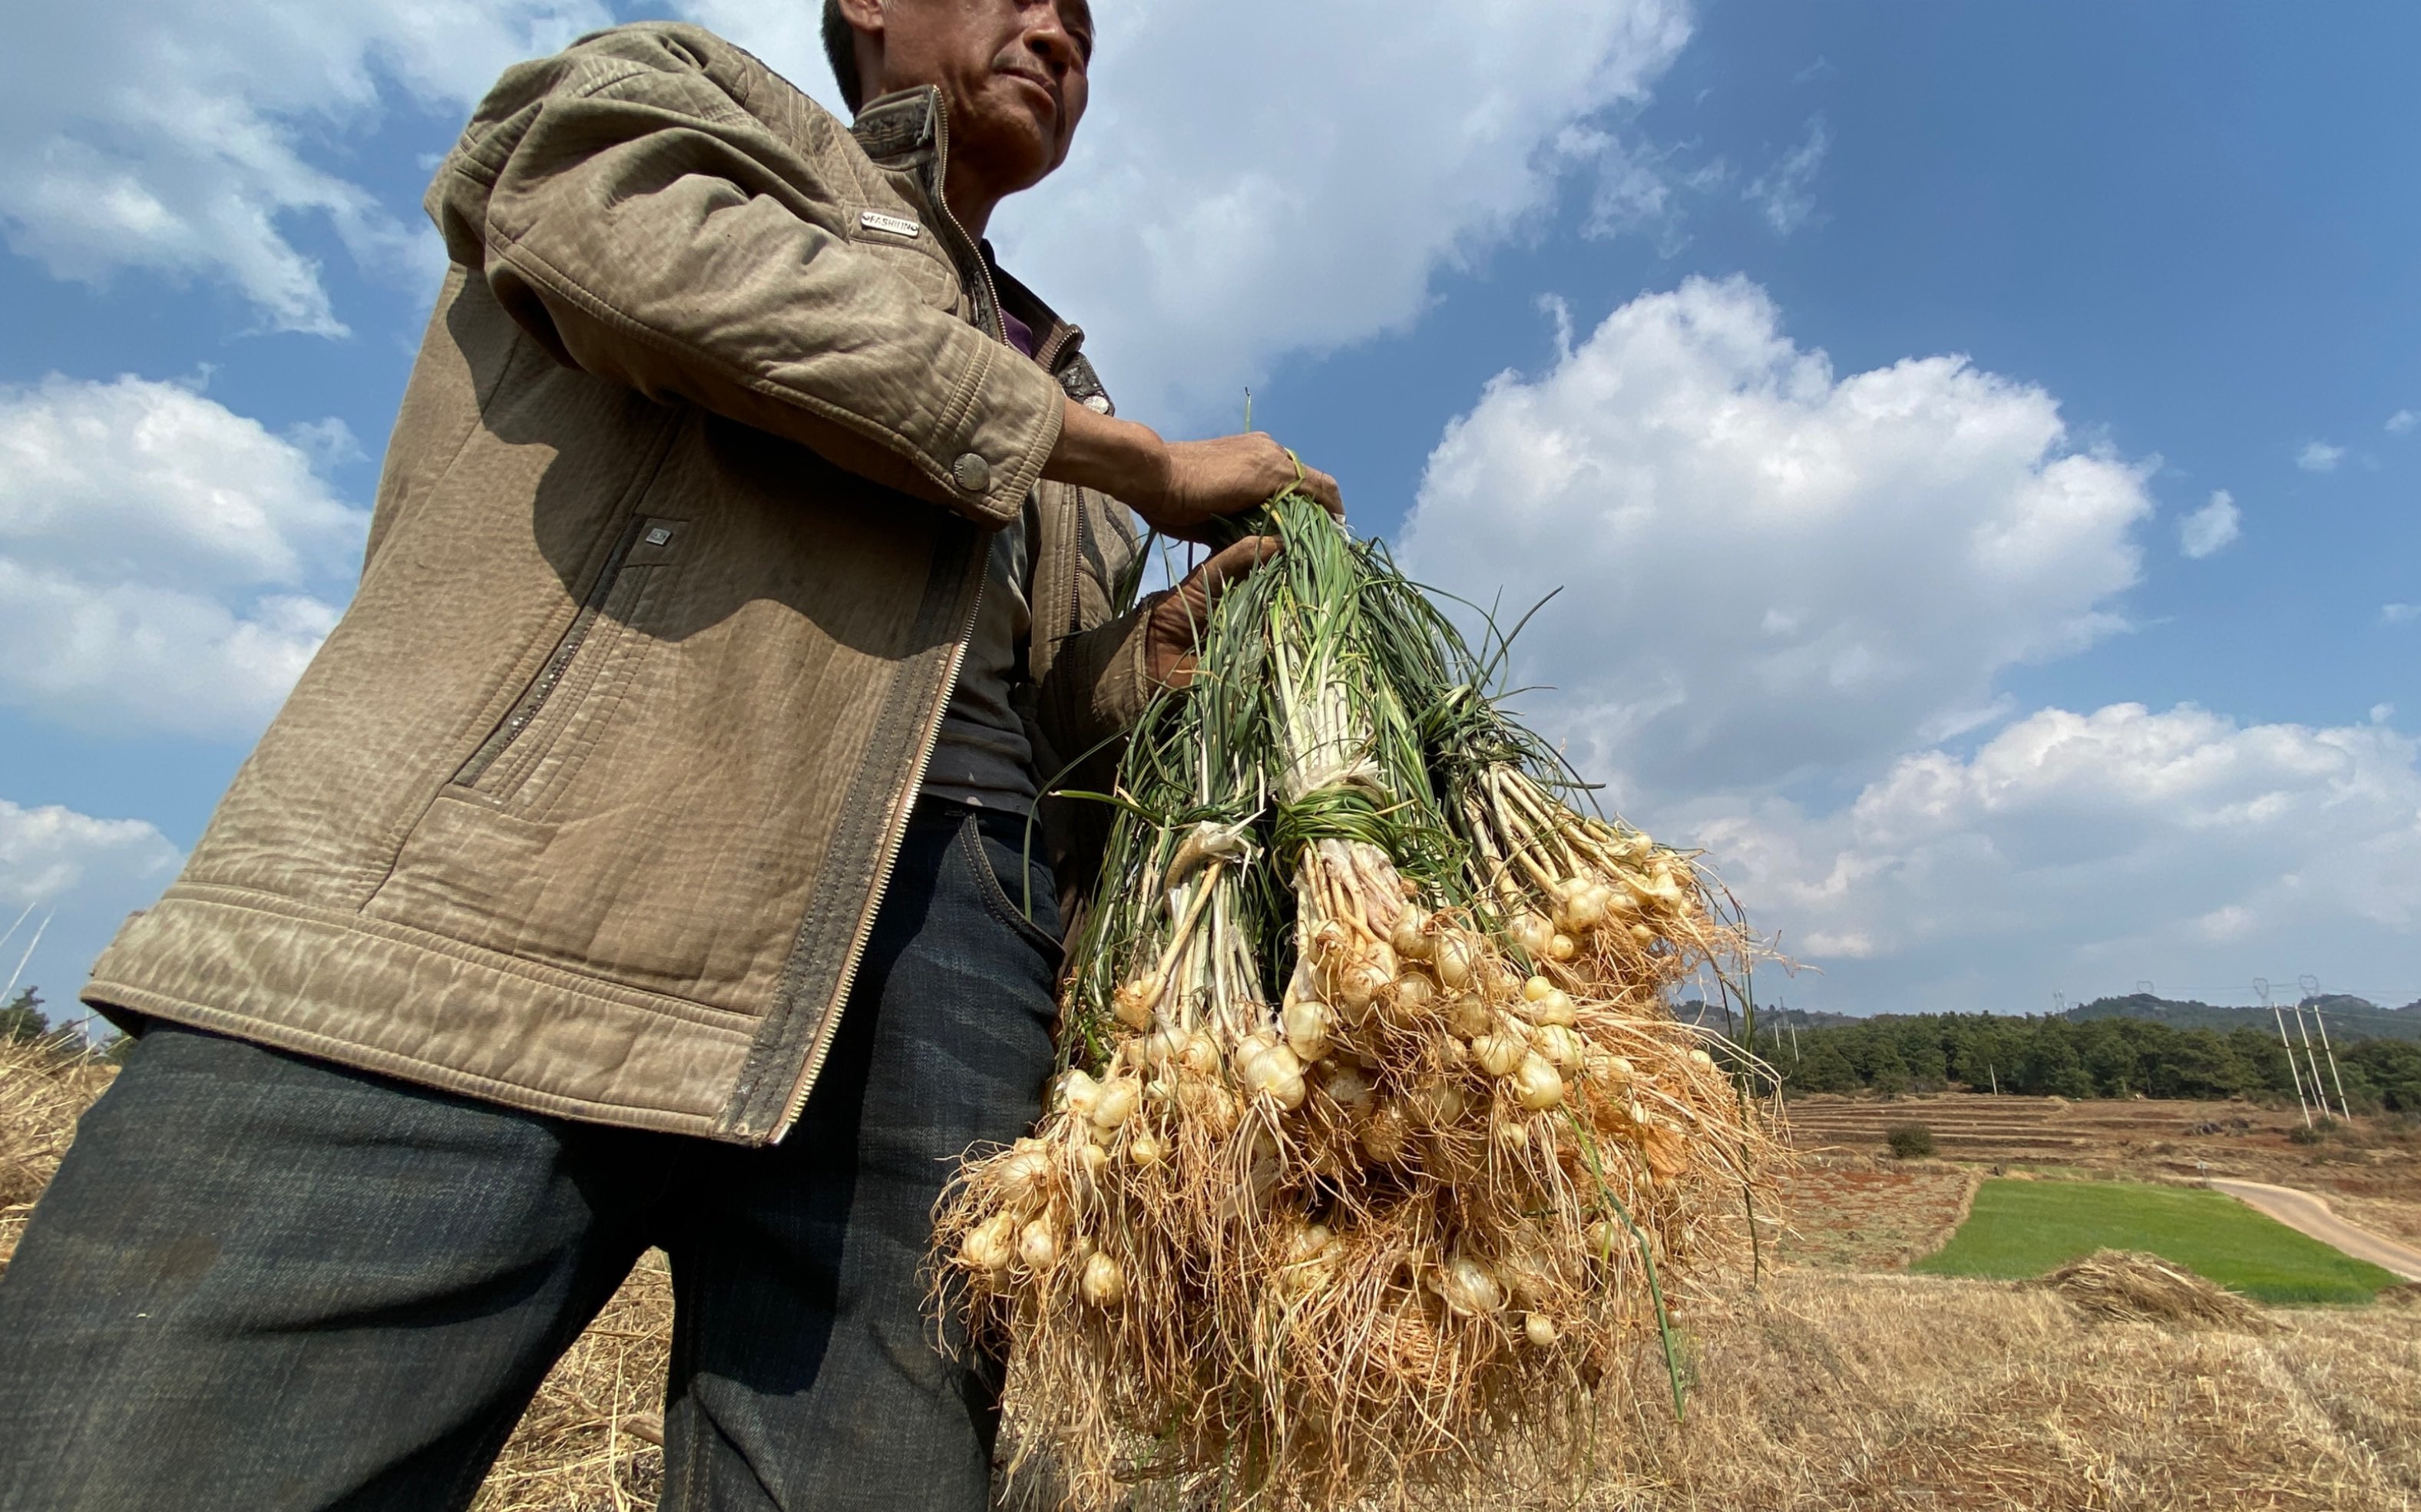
[{"xmin": 3, "ymin": 1, "xmax": 2416, "ymax": 1021}]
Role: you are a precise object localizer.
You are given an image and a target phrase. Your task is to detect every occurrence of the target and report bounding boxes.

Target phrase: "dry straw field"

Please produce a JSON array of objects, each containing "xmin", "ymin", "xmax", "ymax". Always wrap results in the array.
[{"xmin": 7, "ymin": 1037, "xmax": 2418, "ymax": 1510}]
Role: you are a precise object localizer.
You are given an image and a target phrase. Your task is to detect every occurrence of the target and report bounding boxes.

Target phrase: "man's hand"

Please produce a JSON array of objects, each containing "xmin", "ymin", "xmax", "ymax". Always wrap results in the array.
[
  {"xmin": 1144, "ymin": 536, "xmax": 1281, "ymax": 688},
  {"xmin": 1045, "ymin": 395, "xmax": 1341, "ymax": 541}
]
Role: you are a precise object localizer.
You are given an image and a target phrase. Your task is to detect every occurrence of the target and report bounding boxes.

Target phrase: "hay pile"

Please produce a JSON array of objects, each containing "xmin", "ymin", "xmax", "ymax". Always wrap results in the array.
[
  {"xmin": 0, "ymin": 1034, "xmax": 117, "ymax": 1274},
  {"xmin": 2038, "ymin": 1249, "xmax": 2271, "ymax": 1331},
  {"xmin": 934, "ymin": 496, "xmax": 1780, "ymax": 1510}
]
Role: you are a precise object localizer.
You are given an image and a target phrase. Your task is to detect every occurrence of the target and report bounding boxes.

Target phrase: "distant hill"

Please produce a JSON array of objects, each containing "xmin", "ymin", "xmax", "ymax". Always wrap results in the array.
[
  {"xmin": 1675, "ymin": 1000, "xmax": 1862, "ymax": 1033},
  {"xmin": 2065, "ymin": 992, "xmax": 2421, "ymax": 1044}
]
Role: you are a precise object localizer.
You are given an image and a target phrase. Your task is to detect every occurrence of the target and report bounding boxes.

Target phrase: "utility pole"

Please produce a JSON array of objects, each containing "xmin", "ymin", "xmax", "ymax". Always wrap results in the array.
[
  {"xmin": 2301, "ymin": 974, "xmax": 2351, "ymax": 1119},
  {"xmin": 2259, "ymin": 978, "xmax": 2313, "ymax": 1130},
  {"xmin": 1989, "ymin": 1063, "xmax": 1999, "ymax": 1097},
  {"xmin": 2290, "ymin": 1004, "xmax": 2333, "ymax": 1120}
]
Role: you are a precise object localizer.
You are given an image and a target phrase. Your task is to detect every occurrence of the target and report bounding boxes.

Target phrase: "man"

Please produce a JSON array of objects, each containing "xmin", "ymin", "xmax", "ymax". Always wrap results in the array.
[{"xmin": 0, "ymin": 2, "xmax": 1339, "ymax": 1507}]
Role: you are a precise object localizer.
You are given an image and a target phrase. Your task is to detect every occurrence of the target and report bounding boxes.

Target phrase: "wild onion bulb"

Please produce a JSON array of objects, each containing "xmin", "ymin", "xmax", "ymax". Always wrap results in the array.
[
  {"xmin": 1548, "ymin": 933, "xmax": 1577, "ymax": 961},
  {"xmin": 1520, "ymin": 979, "xmax": 1576, "ymax": 1027},
  {"xmin": 996, "ymin": 1146, "xmax": 1051, "ymax": 1200},
  {"xmin": 1178, "ymin": 1033, "xmax": 1221, "ymax": 1077},
  {"xmin": 1509, "ymin": 911, "xmax": 1554, "ymax": 958},
  {"xmin": 1090, "ymin": 1077, "xmax": 1139, "ymax": 1130},
  {"xmin": 1318, "ymin": 1061, "xmax": 1374, "ymax": 1114},
  {"xmin": 1473, "ymin": 1030, "xmax": 1529, "ymax": 1079},
  {"xmin": 1112, "ymin": 977, "xmax": 1159, "ymax": 1031},
  {"xmin": 1331, "ymin": 958, "xmax": 1389, "ymax": 1020},
  {"xmin": 1080, "ymin": 1250, "xmax": 1126, "ymax": 1306},
  {"xmin": 960, "ymin": 1213, "xmax": 1017, "ymax": 1274},
  {"xmin": 1535, "ymin": 1025, "xmax": 1584, "ymax": 1070},
  {"xmin": 1432, "ymin": 1254, "xmax": 1507, "ymax": 1317},
  {"xmin": 1127, "ymin": 1132, "xmax": 1165, "ymax": 1167},
  {"xmin": 1514, "ymin": 1052, "xmax": 1565, "ymax": 1110},
  {"xmin": 1282, "ymin": 998, "xmax": 1331, "ymax": 1060},
  {"xmin": 1431, "ymin": 935, "xmax": 1476, "ymax": 990},
  {"xmin": 1056, "ymin": 1070, "xmax": 1101, "ymax": 1118},
  {"xmin": 1447, "ymin": 994, "xmax": 1493, "ymax": 1039},
  {"xmin": 1405, "ymin": 1078, "xmax": 1467, "ymax": 1128},
  {"xmin": 1019, "ymin": 1219, "xmax": 1060, "ymax": 1270},
  {"xmin": 1359, "ymin": 1103, "xmax": 1411, "ymax": 1163},
  {"xmin": 1556, "ymin": 878, "xmax": 1610, "ymax": 932},
  {"xmin": 1389, "ymin": 912, "xmax": 1434, "ymax": 962},
  {"xmin": 1524, "ymin": 1312, "xmax": 1559, "ymax": 1347},
  {"xmin": 1236, "ymin": 1034, "xmax": 1308, "ymax": 1110}
]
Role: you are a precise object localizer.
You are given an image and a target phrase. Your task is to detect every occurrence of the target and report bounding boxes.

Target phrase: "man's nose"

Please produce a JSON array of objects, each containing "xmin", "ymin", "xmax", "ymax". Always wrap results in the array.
[{"xmin": 1020, "ymin": 4, "xmax": 1080, "ymax": 76}]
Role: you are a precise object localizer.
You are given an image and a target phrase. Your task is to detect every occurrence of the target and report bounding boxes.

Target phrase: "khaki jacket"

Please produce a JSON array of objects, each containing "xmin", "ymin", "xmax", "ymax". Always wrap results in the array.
[{"xmin": 85, "ymin": 23, "xmax": 1153, "ymax": 1144}]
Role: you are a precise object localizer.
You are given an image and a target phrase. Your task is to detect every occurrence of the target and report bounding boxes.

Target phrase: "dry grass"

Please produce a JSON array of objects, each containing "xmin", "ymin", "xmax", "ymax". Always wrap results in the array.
[
  {"xmin": 11, "ymin": 1037, "xmax": 2418, "ymax": 1510},
  {"xmin": 0, "ymin": 1035, "xmax": 117, "ymax": 1274},
  {"xmin": 2035, "ymin": 1249, "xmax": 2271, "ymax": 1331},
  {"xmin": 1531, "ymin": 1270, "xmax": 2421, "ymax": 1511},
  {"xmin": 469, "ymin": 1252, "xmax": 670, "ymax": 1512}
]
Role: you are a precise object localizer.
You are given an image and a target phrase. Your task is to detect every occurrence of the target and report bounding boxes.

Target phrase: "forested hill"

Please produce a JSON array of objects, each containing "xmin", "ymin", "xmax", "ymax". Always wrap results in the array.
[
  {"xmin": 1731, "ymin": 1008, "xmax": 2421, "ymax": 1111},
  {"xmin": 2063, "ymin": 992, "xmax": 2421, "ymax": 1043}
]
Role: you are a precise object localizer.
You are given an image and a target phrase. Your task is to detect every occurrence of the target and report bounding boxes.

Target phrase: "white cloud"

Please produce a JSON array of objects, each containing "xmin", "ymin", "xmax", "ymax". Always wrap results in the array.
[
  {"xmin": 1743, "ymin": 114, "xmax": 1828, "ymax": 235},
  {"xmin": 2384, "ymin": 604, "xmax": 2421, "ymax": 627},
  {"xmin": 1687, "ymin": 705, "xmax": 2421, "ymax": 1011},
  {"xmin": 0, "ymin": 800, "xmax": 181, "ymax": 1021},
  {"xmin": 2178, "ymin": 488, "xmax": 2240, "ymax": 559},
  {"xmin": 964, "ymin": 0, "xmax": 1692, "ymax": 424},
  {"xmin": 0, "ymin": 0, "xmax": 608, "ymax": 333},
  {"xmin": 2388, "ymin": 409, "xmax": 2418, "ymax": 435},
  {"xmin": 0, "ymin": 376, "xmax": 367, "ymax": 736},
  {"xmin": 2297, "ymin": 440, "xmax": 2346, "ymax": 473},
  {"xmin": 1401, "ymin": 276, "xmax": 2151, "ymax": 796}
]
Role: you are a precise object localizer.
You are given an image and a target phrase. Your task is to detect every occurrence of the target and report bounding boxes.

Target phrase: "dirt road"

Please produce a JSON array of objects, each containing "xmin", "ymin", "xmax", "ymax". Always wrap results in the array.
[{"xmin": 2210, "ymin": 1178, "xmax": 2421, "ymax": 1282}]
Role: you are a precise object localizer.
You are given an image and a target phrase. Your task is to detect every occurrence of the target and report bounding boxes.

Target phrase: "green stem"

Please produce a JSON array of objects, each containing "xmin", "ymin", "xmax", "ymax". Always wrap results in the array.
[{"xmin": 1563, "ymin": 1110, "xmax": 1686, "ymax": 1424}]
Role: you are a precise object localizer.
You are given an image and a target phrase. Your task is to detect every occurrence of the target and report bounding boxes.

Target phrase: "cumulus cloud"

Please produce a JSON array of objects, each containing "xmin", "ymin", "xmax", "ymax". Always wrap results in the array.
[
  {"xmin": 2388, "ymin": 409, "xmax": 2418, "ymax": 436},
  {"xmin": 964, "ymin": 0, "xmax": 1692, "ymax": 423},
  {"xmin": 0, "ymin": 0, "xmax": 607, "ymax": 333},
  {"xmin": 2297, "ymin": 440, "xmax": 2346, "ymax": 473},
  {"xmin": 0, "ymin": 375, "xmax": 368, "ymax": 736},
  {"xmin": 2384, "ymin": 604, "xmax": 2421, "ymax": 627},
  {"xmin": 1686, "ymin": 705, "xmax": 2421, "ymax": 1011},
  {"xmin": 0, "ymin": 799, "xmax": 181, "ymax": 1018},
  {"xmin": 1401, "ymin": 276, "xmax": 2151, "ymax": 797},
  {"xmin": 2178, "ymin": 489, "xmax": 2240, "ymax": 559},
  {"xmin": 1743, "ymin": 114, "xmax": 1828, "ymax": 235}
]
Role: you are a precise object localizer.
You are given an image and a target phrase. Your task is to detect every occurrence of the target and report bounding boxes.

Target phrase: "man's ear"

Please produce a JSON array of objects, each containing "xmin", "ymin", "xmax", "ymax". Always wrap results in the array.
[
  {"xmin": 835, "ymin": 0, "xmax": 886, "ymax": 101},
  {"xmin": 835, "ymin": 0, "xmax": 885, "ymax": 44}
]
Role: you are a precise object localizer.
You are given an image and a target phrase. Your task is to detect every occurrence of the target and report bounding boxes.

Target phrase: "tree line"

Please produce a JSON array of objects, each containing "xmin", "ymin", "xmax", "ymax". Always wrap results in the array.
[{"xmin": 1721, "ymin": 1010, "xmax": 2421, "ymax": 1113}]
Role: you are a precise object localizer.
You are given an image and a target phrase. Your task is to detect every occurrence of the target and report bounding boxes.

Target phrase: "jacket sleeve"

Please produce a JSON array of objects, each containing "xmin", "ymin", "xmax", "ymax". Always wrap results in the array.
[{"xmin": 425, "ymin": 28, "xmax": 1060, "ymax": 526}]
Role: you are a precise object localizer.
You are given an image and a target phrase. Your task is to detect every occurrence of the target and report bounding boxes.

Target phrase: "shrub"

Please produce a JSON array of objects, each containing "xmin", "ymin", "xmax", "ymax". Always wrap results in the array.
[{"xmin": 1886, "ymin": 1123, "xmax": 1936, "ymax": 1160}]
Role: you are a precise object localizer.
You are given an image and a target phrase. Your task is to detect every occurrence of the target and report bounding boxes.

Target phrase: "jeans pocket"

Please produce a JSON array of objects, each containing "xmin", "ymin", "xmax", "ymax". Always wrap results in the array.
[{"xmin": 954, "ymin": 812, "xmax": 1065, "ymax": 971}]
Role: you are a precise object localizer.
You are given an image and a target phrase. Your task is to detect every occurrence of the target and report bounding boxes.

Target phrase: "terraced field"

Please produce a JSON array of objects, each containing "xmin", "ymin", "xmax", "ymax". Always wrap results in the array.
[{"xmin": 1781, "ymin": 1093, "xmax": 2284, "ymax": 1173}]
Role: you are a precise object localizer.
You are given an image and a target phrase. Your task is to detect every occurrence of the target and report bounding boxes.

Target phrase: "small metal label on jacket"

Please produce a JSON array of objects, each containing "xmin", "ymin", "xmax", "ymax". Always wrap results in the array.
[{"xmin": 858, "ymin": 210, "xmax": 921, "ymax": 239}]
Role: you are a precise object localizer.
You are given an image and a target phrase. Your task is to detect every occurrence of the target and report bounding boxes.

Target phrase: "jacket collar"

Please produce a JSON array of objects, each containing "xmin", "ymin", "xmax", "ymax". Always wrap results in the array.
[
  {"xmin": 848, "ymin": 87, "xmax": 1101, "ymax": 402},
  {"xmin": 850, "ymin": 86, "xmax": 944, "ymax": 167}
]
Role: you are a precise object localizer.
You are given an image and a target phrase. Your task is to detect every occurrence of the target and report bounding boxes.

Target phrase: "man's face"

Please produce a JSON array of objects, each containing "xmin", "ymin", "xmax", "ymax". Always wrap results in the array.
[{"xmin": 872, "ymin": 0, "xmax": 1092, "ymax": 197}]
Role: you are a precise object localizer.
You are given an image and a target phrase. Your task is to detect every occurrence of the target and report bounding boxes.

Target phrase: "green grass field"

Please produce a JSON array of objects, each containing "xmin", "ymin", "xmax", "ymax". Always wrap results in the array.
[{"xmin": 1913, "ymin": 1179, "xmax": 2403, "ymax": 1304}]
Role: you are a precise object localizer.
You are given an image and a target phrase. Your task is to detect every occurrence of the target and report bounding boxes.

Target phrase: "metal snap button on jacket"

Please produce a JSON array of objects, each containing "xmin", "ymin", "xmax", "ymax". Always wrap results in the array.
[{"xmin": 951, "ymin": 453, "xmax": 991, "ymax": 493}]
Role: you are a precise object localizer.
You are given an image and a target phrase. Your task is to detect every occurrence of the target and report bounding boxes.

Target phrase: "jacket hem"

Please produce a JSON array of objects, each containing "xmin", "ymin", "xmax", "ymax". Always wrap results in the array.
[{"xmin": 85, "ymin": 886, "xmax": 762, "ymax": 1143}]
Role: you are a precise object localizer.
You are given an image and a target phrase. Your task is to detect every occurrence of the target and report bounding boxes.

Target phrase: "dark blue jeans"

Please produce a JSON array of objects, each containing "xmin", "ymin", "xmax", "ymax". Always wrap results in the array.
[{"xmin": 0, "ymin": 802, "xmax": 1060, "ymax": 1512}]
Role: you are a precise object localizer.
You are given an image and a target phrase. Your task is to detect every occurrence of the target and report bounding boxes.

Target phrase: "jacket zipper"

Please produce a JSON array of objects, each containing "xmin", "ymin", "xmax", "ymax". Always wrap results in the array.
[
  {"xmin": 769, "ymin": 567, "xmax": 983, "ymax": 1142},
  {"xmin": 768, "ymin": 91, "xmax": 1010, "ymax": 1143},
  {"xmin": 456, "ymin": 515, "xmax": 646, "ymax": 787}
]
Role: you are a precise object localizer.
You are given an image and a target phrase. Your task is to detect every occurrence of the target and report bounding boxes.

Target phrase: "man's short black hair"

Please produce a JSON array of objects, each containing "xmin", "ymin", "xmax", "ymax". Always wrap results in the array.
[{"xmin": 822, "ymin": 0, "xmax": 862, "ymax": 114}]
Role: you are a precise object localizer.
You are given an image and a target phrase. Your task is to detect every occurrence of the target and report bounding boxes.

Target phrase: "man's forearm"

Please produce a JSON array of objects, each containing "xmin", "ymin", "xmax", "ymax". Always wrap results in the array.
[
  {"xmin": 1043, "ymin": 397, "xmax": 1344, "ymax": 540},
  {"xmin": 1042, "ymin": 396, "xmax": 1174, "ymax": 510}
]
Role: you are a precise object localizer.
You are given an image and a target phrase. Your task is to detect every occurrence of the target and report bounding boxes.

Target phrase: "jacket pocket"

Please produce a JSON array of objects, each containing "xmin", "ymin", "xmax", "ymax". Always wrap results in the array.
[{"xmin": 452, "ymin": 513, "xmax": 688, "ymax": 812}]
